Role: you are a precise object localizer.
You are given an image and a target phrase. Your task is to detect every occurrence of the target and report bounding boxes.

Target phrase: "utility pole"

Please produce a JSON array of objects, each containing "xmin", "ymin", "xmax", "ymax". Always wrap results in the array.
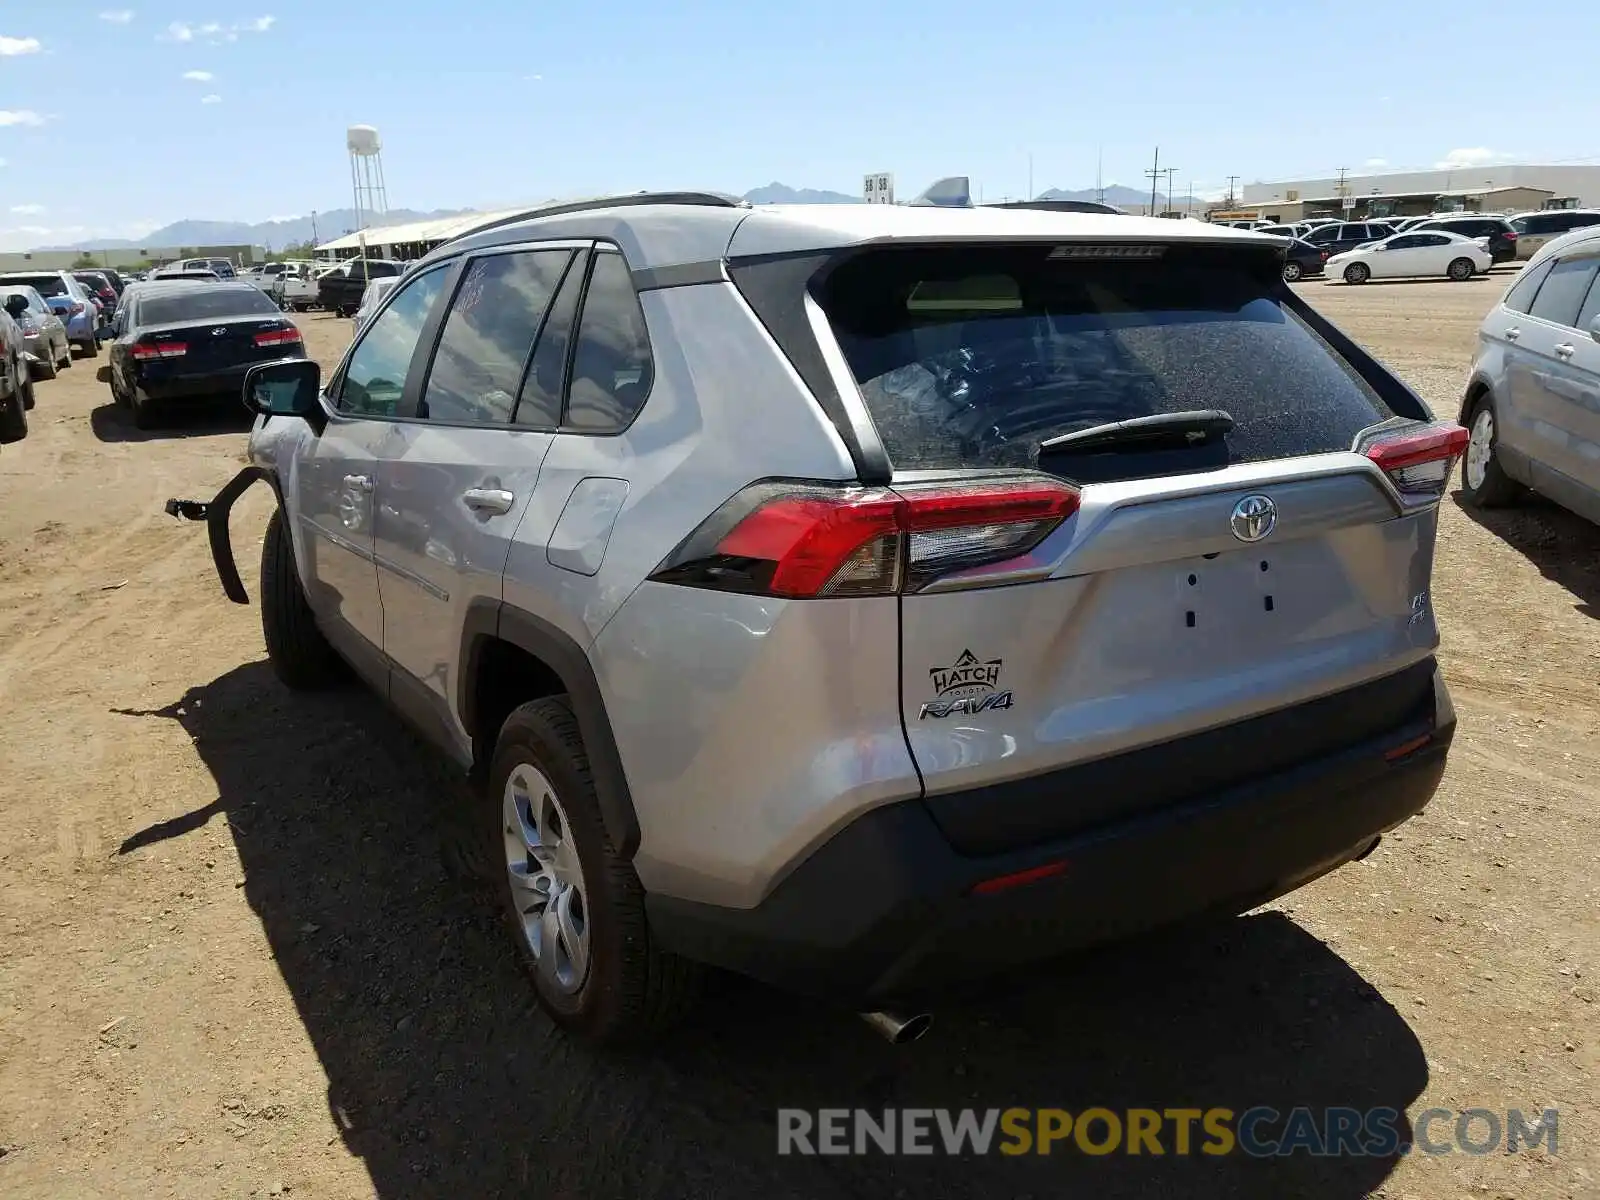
[
  {"xmin": 1145, "ymin": 146, "xmax": 1161, "ymax": 217},
  {"xmin": 1096, "ymin": 146, "xmax": 1104, "ymax": 205},
  {"xmin": 310, "ymin": 210, "xmax": 320, "ymax": 249},
  {"xmin": 1224, "ymin": 175, "xmax": 1240, "ymax": 208},
  {"xmin": 1335, "ymin": 166, "xmax": 1349, "ymax": 214},
  {"xmin": 1186, "ymin": 179, "xmax": 1195, "ymax": 216},
  {"xmin": 1162, "ymin": 167, "xmax": 1179, "ymax": 216}
]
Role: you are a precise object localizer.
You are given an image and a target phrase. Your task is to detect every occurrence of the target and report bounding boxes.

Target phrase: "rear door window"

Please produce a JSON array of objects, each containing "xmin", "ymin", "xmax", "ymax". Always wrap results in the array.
[
  {"xmin": 420, "ymin": 248, "xmax": 575, "ymax": 425},
  {"xmin": 1528, "ymin": 257, "xmax": 1600, "ymax": 328},
  {"xmin": 822, "ymin": 243, "xmax": 1396, "ymax": 477}
]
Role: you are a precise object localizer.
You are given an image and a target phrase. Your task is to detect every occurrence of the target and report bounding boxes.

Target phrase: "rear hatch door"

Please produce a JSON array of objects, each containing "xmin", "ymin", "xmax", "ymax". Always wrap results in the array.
[{"xmin": 815, "ymin": 238, "xmax": 1449, "ymax": 853}]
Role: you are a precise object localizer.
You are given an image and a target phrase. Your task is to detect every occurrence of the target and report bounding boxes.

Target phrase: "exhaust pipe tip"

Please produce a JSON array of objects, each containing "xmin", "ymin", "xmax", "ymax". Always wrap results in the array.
[{"xmin": 859, "ymin": 1010, "xmax": 933, "ymax": 1045}]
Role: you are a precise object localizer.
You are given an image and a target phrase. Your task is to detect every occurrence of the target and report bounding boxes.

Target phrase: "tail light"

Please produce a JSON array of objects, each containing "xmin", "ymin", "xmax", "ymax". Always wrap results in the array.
[
  {"xmin": 132, "ymin": 339, "xmax": 187, "ymax": 360},
  {"xmin": 649, "ymin": 477, "xmax": 1080, "ymax": 598},
  {"xmin": 18, "ymin": 319, "xmax": 38, "ymax": 335},
  {"xmin": 254, "ymin": 327, "xmax": 300, "ymax": 348},
  {"xmin": 1360, "ymin": 421, "xmax": 1469, "ymax": 495},
  {"xmin": 69, "ymin": 302, "xmax": 84, "ymax": 316}
]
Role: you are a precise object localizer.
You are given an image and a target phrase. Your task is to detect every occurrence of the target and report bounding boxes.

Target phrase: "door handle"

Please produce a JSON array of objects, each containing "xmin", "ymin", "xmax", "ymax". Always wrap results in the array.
[
  {"xmin": 463, "ymin": 487, "xmax": 515, "ymax": 515},
  {"xmin": 1555, "ymin": 343, "xmax": 1576, "ymax": 359},
  {"xmin": 1504, "ymin": 327, "xmax": 1520, "ymax": 341},
  {"xmin": 343, "ymin": 473, "xmax": 373, "ymax": 492}
]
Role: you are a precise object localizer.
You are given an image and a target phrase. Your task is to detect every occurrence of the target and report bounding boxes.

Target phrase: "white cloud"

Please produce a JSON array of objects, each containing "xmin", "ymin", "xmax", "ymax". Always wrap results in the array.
[
  {"xmin": 0, "ymin": 158, "xmax": 8, "ymax": 168},
  {"xmin": 1435, "ymin": 147, "xmax": 1512, "ymax": 170},
  {"xmin": 98, "ymin": 10, "xmax": 135, "ymax": 23},
  {"xmin": 10, "ymin": 204, "xmax": 45, "ymax": 215},
  {"xmin": 244, "ymin": 15, "xmax": 275, "ymax": 31},
  {"xmin": 200, "ymin": 21, "xmax": 222, "ymax": 33},
  {"xmin": 523, "ymin": 73, "xmax": 542, "ymax": 81},
  {"xmin": 0, "ymin": 35, "xmax": 42, "ymax": 55},
  {"xmin": 0, "ymin": 110, "xmax": 45, "ymax": 127},
  {"xmin": 182, "ymin": 69, "xmax": 213, "ymax": 81},
  {"xmin": 163, "ymin": 20, "xmax": 193, "ymax": 41},
  {"xmin": 1364, "ymin": 158, "xmax": 1388, "ymax": 168},
  {"xmin": 200, "ymin": 93, "xmax": 222, "ymax": 104}
]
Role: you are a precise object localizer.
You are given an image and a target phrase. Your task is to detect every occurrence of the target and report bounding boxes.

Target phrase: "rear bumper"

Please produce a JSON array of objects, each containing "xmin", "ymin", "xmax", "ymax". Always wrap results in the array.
[
  {"xmin": 648, "ymin": 667, "xmax": 1455, "ymax": 1007},
  {"xmin": 138, "ymin": 354, "xmax": 302, "ymax": 402}
]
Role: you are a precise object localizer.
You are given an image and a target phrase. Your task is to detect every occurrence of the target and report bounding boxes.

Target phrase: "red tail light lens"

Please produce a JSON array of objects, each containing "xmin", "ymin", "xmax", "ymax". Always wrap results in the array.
[
  {"xmin": 254, "ymin": 328, "xmax": 301, "ymax": 348},
  {"xmin": 1361, "ymin": 421, "xmax": 1469, "ymax": 495},
  {"xmin": 132, "ymin": 340, "xmax": 187, "ymax": 360},
  {"xmin": 651, "ymin": 478, "xmax": 1080, "ymax": 598}
]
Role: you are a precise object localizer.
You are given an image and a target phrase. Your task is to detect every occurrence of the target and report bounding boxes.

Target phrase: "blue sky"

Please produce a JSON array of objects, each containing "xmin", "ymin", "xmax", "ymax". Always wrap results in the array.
[{"xmin": 2, "ymin": 0, "xmax": 1598, "ymax": 249}]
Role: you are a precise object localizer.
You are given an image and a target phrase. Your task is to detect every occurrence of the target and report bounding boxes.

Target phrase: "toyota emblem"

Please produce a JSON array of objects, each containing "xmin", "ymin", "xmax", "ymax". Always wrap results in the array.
[{"xmin": 1230, "ymin": 494, "xmax": 1277, "ymax": 543}]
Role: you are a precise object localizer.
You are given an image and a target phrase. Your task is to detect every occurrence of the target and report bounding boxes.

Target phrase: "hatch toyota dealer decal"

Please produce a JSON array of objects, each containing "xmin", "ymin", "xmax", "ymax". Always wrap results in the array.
[{"xmin": 920, "ymin": 650, "xmax": 1012, "ymax": 720}]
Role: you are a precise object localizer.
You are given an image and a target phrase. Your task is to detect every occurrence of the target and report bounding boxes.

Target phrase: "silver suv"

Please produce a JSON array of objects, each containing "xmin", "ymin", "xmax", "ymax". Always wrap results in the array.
[
  {"xmin": 1460, "ymin": 223, "xmax": 1600, "ymax": 523},
  {"xmin": 175, "ymin": 193, "xmax": 1462, "ymax": 1044}
]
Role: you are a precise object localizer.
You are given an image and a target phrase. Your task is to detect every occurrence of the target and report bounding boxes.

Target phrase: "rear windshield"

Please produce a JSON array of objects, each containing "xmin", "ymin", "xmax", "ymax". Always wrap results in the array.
[
  {"xmin": 139, "ymin": 287, "xmax": 282, "ymax": 324},
  {"xmin": 2, "ymin": 274, "xmax": 67, "ymax": 297},
  {"xmin": 822, "ymin": 244, "xmax": 1395, "ymax": 474},
  {"xmin": 0, "ymin": 287, "xmax": 47, "ymax": 313}
]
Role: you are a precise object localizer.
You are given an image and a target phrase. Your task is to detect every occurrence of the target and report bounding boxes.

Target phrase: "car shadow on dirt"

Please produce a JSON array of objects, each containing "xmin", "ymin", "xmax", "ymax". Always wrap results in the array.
[
  {"xmin": 89, "ymin": 398, "xmax": 255, "ymax": 443},
  {"xmin": 1453, "ymin": 489, "xmax": 1600, "ymax": 618},
  {"xmin": 114, "ymin": 661, "xmax": 1429, "ymax": 1200}
]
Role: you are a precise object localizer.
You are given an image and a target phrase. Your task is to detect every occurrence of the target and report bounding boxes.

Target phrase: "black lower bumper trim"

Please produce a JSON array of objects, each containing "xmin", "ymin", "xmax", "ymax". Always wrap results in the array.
[{"xmin": 647, "ymin": 672, "xmax": 1454, "ymax": 1007}]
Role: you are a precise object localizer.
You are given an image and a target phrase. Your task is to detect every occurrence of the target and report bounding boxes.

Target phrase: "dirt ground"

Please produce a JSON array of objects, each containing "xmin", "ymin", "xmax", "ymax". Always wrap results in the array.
[{"xmin": 0, "ymin": 275, "xmax": 1595, "ymax": 1200}]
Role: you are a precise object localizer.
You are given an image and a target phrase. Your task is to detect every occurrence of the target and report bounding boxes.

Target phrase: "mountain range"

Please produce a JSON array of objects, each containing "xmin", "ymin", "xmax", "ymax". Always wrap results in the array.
[{"xmin": 32, "ymin": 182, "xmax": 1212, "ymax": 251}]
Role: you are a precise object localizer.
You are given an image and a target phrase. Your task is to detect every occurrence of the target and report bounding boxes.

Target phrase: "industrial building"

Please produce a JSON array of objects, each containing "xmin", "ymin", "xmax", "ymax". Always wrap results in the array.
[
  {"xmin": 1238, "ymin": 163, "xmax": 1600, "ymax": 223},
  {"xmin": 314, "ymin": 208, "xmax": 529, "ymax": 260},
  {"xmin": 0, "ymin": 244, "xmax": 266, "ymax": 273}
]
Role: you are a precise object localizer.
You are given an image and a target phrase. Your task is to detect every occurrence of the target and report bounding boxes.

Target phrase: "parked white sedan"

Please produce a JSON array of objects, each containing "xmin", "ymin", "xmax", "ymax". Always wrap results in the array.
[{"xmin": 1328, "ymin": 230, "xmax": 1491, "ymax": 284}]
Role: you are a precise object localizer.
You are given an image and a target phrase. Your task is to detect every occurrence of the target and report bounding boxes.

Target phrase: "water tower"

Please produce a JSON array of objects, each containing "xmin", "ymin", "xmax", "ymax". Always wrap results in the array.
[{"xmin": 346, "ymin": 124, "xmax": 389, "ymax": 240}]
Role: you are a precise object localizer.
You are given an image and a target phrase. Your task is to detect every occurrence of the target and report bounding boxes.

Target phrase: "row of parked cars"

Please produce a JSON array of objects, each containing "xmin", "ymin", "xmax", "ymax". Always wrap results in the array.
[
  {"xmin": 0, "ymin": 265, "xmax": 128, "ymax": 447},
  {"xmin": 1235, "ymin": 209, "xmax": 1600, "ymax": 285}
]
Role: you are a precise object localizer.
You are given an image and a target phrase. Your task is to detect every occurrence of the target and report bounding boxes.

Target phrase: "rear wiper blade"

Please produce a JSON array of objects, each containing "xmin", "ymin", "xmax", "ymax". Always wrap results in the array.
[{"xmin": 1037, "ymin": 409, "xmax": 1235, "ymax": 455}]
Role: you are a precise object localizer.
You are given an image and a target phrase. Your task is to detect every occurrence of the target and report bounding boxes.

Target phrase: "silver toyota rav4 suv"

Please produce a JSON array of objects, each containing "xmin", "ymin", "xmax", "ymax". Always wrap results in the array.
[{"xmin": 176, "ymin": 192, "xmax": 1463, "ymax": 1045}]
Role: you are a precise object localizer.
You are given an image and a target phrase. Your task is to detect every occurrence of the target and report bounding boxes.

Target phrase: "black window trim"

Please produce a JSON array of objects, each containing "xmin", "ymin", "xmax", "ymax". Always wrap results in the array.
[{"xmin": 408, "ymin": 237, "xmax": 592, "ymax": 432}]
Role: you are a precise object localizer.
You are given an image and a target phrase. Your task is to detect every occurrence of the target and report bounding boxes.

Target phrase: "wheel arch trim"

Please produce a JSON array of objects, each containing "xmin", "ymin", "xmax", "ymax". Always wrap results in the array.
[{"xmin": 460, "ymin": 600, "xmax": 642, "ymax": 859}]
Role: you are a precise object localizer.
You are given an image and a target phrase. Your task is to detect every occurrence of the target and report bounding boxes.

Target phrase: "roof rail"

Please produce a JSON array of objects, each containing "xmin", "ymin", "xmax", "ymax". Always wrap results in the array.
[{"xmin": 443, "ymin": 191, "xmax": 747, "ymax": 245}]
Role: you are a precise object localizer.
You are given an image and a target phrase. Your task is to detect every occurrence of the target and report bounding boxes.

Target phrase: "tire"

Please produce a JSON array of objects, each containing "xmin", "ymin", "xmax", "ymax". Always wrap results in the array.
[
  {"xmin": 1461, "ymin": 392, "xmax": 1524, "ymax": 508},
  {"xmin": 1447, "ymin": 258, "xmax": 1475, "ymax": 282},
  {"xmin": 129, "ymin": 390, "xmax": 159, "ymax": 428},
  {"xmin": 488, "ymin": 697, "xmax": 704, "ymax": 1044},
  {"xmin": 57, "ymin": 338, "xmax": 72, "ymax": 369},
  {"xmin": 1343, "ymin": 262, "xmax": 1370, "ymax": 284},
  {"xmin": 1282, "ymin": 260, "xmax": 1305, "ymax": 283},
  {"xmin": 82, "ymin": 336, "xmax": 99, "ymax": 359},
  {"xmin": 260, "ymin": 507, "xmax": 346, "ymax": 689},
  {"xmin": 20, "ymin": 371, "xmax": 34, "ymax": 411}
]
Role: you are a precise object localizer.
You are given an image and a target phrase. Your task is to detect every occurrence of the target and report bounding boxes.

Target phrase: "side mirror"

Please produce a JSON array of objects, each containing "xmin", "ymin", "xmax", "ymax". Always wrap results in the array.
[
  {"xmin": 244, "ymin": 358, "xmax": 322, "ymax": 423},
  {"xmin": 3, "ymin": 294, "xmax": 28, "ymax": 319}
]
